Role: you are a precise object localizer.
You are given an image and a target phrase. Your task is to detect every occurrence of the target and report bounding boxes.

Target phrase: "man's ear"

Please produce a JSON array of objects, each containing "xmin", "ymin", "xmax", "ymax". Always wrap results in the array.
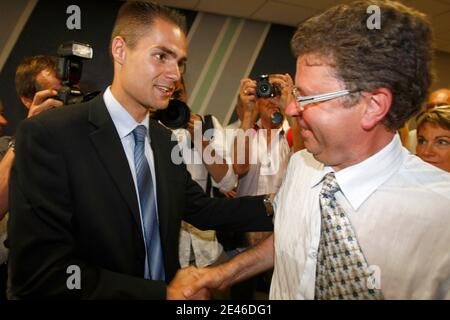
[
  {"xmin": 20, "ymin": 96, "xmax": 32, "ymax": 109},
  {"xmin": 111, "ymin": 36, "xmax": 127, "ymax": 65},
  {"xmin": 361, "ymin": 88, "xmax": 392, "ymax": 130}
]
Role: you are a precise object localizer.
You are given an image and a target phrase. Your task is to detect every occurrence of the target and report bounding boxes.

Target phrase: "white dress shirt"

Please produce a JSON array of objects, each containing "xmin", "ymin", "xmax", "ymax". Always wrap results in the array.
[
  {"xmin": 271, "ymin": 134, "xmax": 450, "ymax": 299},
  {"xmin": 103, "ymin": 88, "xmax": 159, "ymax": 255}
]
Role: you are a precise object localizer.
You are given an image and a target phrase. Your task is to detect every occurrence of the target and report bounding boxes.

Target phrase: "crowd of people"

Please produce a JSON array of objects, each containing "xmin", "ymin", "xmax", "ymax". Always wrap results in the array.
[{"xmin": 0, "ymin": 0, "xmax": 449, "ymax": 300}]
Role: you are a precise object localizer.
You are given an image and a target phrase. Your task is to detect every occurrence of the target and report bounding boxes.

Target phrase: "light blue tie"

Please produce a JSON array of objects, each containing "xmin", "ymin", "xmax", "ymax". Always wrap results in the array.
[{"xmin": 133, "ymin": 125, "xmax": 165, "ymax": 281}]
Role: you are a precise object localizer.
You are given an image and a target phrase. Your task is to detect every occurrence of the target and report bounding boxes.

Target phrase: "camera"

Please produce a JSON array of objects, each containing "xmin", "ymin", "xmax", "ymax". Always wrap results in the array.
[
  {"xmin": 55, "ymin": 41, "xmax": 99, "ymax": 105},
  {"xmin": 152, "ymin": 99, "xmax": 191, "ymax": 129},
  {"xmin": 256, "ymin": 74, "xmax": 281, "ymax": 98}
]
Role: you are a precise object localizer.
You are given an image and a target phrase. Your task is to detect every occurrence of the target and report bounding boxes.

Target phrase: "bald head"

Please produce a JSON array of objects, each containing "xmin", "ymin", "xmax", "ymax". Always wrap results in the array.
[{"xmin": 426, "ymin": 88, "xmax": 450, "ymax": 109}]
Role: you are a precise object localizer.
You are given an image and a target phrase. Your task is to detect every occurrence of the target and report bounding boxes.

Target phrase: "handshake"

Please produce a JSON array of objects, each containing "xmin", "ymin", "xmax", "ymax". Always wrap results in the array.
[{"xmin": 167, "ymin": 263, "xmax": 233, "ymax": 300}]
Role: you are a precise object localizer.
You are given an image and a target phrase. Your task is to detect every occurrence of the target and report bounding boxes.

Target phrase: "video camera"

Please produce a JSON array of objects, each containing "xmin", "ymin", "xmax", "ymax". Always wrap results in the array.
[
  {"xmin": 256, "ymin": 74, "xmax": 281, "ymax": 98},
  {"xmin": 152, "ymin": 99, "xmax": 191, "ymax": 129},
  {"xmin": 55, "ymin": 41, "xmax": 99, "ymax": 105}
]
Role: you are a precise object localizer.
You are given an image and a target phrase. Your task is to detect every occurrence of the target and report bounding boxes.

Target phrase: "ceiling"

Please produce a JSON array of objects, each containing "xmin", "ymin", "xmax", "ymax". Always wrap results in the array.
[{"xmin": 155, "ymin": 0, "xmax": 450, "ymax": 53}]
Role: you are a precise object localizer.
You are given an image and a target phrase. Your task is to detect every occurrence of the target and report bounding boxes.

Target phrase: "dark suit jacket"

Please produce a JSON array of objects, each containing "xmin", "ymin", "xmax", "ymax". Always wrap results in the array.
[{"xmin": 7, "ymin": 95, "xmax": 272, "ymax": 299}]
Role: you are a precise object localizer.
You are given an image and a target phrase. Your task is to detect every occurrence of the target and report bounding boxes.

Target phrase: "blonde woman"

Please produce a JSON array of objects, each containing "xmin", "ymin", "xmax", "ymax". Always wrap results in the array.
[{"xmin": 416, "ymin": 105, "xmax": 450, "ymax": 172}]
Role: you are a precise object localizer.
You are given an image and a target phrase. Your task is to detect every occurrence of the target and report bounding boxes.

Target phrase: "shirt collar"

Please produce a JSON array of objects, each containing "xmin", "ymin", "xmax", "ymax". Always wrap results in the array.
[
  {"xmin": 103, "ymin": 87, "xmax": 150, "ymax": 139},
  {"xmin": 312, "ymin": 134, "xmax": 405, "ymax": 210}
]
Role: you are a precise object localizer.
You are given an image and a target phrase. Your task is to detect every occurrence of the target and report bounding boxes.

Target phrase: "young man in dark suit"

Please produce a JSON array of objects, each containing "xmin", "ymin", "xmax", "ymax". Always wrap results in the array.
[{"xmin": 7, "ymin": 1, "xmax": 272, "ymax": 299}]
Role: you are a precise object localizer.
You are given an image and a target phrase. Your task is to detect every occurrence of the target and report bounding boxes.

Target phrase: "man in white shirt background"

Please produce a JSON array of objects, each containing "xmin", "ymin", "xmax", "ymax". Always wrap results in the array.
[
  {"xmin": 183, "ymin": 0, "xmax": 450, "ymax": 300},
  {"xmin": 226, "ymin": 73, "xmax": 296, "ymax": 299}
]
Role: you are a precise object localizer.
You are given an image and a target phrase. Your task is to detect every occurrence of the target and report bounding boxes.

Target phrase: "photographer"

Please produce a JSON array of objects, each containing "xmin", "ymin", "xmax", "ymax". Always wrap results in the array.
[
  {"xmin": 233, "ymin": 73, "xmax": 300, "ymax": 201},
  {"xmin": 0, "ymin": 55, "xmax": 63, "ymax": 300},
  {"xmin": 227, "ymin": 73, "xmax": 301, "ymax": 299},
  {"xmin": 0, "ymin": 55, "xmax": 63, "ymax": 220}
]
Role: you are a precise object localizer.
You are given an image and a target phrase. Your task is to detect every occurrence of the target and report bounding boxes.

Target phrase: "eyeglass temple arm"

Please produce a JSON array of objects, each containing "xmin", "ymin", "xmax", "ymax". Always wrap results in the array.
[{"xmin": 297, "ymin": 89, "xmax": 351, "ymax": 105}]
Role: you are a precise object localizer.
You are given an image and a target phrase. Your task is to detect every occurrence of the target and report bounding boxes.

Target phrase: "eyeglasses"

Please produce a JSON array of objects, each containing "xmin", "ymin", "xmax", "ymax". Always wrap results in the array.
[{"xmin": 292, "ymin": 87, "xmax": 358, "ymax": 111}]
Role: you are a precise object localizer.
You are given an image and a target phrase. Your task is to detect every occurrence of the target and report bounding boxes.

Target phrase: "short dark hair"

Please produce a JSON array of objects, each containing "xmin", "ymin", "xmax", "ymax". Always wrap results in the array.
[
  {"xmin": 291, "ymin": 0, "xmax": 434, "ymax": 130},
  {"xmin": 111, "ymin": 1, "xmax": 187, "ymax": 49},
  {"xmin": 15, "ymin": 55, "xmax": 57, "ymax": 99}
]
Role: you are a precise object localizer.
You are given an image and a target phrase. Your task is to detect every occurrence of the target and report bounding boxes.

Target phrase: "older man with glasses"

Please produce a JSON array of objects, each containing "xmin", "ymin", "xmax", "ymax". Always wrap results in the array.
[{"xmin": 183, "ymin": 0, "xmax": 450, "ymax": 300}]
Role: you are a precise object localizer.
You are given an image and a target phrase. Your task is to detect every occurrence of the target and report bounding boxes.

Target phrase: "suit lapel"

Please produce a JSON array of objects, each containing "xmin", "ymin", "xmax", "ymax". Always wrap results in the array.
[
  {"xmin": 148, "ymin": 120, "xmax": 171, "ymax": 246},
  {"xmin": 88, "ymin": 96, "xmax": 143, "ymax": 238}
]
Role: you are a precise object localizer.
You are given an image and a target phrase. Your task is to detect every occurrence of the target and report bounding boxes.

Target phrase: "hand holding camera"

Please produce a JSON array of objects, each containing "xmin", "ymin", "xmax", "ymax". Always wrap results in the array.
[
  {"xmin": 27, "ymin": 88, "xmax": 64, "ymax": 118},
  {"xmin": 266, "ymin": 73, "xmax": 294, "ymax": 114},
  {"xmin": 238, "ymin": 78, "xmax": 257, "ymax": 112},
  {"xmin": 237, "ymin": 74, "xmax": 294, "ymax": 128},
  {"xmin": 237, "ymin": 78, "xmax": 258, "ymax": 130},
  {"xmin": 255, "ymin": 74, "xmax": 293, "ymax": 125}
]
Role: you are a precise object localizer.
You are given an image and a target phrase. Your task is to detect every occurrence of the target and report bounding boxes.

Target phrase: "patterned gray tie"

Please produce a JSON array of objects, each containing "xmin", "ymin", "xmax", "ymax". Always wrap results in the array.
[
  {"xmin": 133, "ymin": 125, "xmax": 165, "ymax": 281},
  {"xmin": 315, "ymin": 172, "xmax": 383, "ymax": 300}
]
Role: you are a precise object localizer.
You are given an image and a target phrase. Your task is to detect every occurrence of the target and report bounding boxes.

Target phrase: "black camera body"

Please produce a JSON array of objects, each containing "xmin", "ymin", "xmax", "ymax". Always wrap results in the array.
[
  {"xmin": 255, "ymin": 74, "xmax": 284, "ymax": 125},
  {"xmin": 256, "ymin": 74, "xmax": 281, "ymax": 98},
  {"xmin": 56, "ymin": 41, "xmax": 99, "ymax": 105},
  {"xmin": 152, "ymin": 99, "xmax": 191, "ymax": 129},
  {"xmin": 54, "ymin": 86, "xmax": 83, "ymax": 105}
]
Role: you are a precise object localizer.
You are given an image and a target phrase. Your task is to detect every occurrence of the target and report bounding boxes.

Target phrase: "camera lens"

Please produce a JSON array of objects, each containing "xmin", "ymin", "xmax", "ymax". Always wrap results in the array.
[
  {"xmin": 153, "ymin": 99, "xmax": 191, "ymax": 129},
  {"xmin": 256, "ymin": 75, "xmax": 277, "ymax": 98},
  {"xmin": 260, "ymin": 84, "xmax": 269, "ymax": 94}
]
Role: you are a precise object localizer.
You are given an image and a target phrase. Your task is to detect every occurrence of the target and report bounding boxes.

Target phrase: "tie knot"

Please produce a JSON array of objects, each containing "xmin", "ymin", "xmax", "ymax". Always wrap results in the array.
[
  {"xmin": 133, "ymin": 125, "xmax": 147, "ymax": 144},
  {"xmin": 321, "ymin": 172, "xmax": 340, "ymax": 196}
]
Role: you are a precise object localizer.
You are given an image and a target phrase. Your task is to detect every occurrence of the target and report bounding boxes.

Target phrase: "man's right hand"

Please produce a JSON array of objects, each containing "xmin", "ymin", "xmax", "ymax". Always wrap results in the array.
[
  {"xmin": 27, "ymin": 89, "xmax": 64, "ymax": 118},
  {"xmin": 237, "ymin": 78, "xmax": 259, "ymax": 130},
  {"xmin": 167, "ymin": 266, "xmax": 211, "ymax": 300},
  {"xmin": 238, "ymin": 78, "xmax": 257, "ymax": 113},
  {"xmin": 183, "ymin": 264, "xmax": 230, "ymax": 299}
]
